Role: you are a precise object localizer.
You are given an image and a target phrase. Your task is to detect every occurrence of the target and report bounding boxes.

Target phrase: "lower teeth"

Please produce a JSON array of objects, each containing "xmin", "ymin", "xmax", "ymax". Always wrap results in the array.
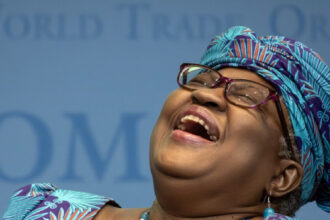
[
  {"xmin": 210, "ymin": 136, "xmax": 217, "ymax": 141},
  {"xmin": 178, "ymin": 125, "xmax": 186, "ymax": 130},
  {"xmin": 177, "ymin": 125, "xmax": 217, "ymax": 142}
]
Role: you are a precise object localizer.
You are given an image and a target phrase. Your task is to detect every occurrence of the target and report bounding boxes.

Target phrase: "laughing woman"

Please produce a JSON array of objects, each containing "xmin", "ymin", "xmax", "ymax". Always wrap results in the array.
[{"xmin": 3, "ymin": 26, "xmax": 330, "ymax": 220}]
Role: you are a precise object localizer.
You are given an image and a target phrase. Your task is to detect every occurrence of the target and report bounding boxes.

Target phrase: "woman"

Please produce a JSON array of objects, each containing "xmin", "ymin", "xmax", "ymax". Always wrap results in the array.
[{"xmin": 3, "ymin": 26, "xmax": 329, "ymax": 220}]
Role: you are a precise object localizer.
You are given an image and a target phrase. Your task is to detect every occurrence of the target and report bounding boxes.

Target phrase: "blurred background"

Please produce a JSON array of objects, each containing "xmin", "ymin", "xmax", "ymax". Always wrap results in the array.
[{"xmin": 0, "ymin": 0, "xmax": 329, "ymax": 219}]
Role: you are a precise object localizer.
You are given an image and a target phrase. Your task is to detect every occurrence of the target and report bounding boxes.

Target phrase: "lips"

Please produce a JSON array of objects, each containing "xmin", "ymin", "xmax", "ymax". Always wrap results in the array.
[{"xmin": 173, "ymin": 106, "xmax": 220, "ymax": 143}]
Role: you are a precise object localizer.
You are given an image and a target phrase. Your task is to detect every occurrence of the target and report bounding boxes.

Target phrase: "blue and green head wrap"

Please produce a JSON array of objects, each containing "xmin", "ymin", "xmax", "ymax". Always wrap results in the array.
[{"xmin": 200, "ymin": 26, "xmax": 330, "ymax": 212}]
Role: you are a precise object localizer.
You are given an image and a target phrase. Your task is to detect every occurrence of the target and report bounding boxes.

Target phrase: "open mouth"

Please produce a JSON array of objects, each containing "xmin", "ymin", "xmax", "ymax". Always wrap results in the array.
[{"xmin": 174, "ymin": 109, "xmax": 219, "ymax": 142}]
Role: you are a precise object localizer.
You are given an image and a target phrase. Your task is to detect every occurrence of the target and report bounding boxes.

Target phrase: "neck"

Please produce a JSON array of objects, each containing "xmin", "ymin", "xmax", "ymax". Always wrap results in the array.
[{"xmin": 148, "ymin": 201, "xmax": 264, "ymax": 220}]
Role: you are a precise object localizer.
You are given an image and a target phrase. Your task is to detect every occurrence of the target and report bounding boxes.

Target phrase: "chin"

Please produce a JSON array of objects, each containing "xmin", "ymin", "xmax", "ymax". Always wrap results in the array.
[{"xmin": 150, "ymin": 139, "xmax": 219, "ymax": 180}]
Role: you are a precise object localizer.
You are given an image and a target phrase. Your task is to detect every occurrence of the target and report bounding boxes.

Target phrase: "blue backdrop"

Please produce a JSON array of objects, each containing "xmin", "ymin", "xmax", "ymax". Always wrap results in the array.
[{"xmin": 0, "ymin": 0, "xmax": 329, "ymax": 219}]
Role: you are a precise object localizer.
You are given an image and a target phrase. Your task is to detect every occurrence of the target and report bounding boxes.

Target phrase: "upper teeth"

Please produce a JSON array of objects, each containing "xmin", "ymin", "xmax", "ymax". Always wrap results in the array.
[
  {"xmin": 178, "ymin": 114, "xmax": 217, "ymax": 141},
  {"xmin": 180, "ymin": 115, "xmax": 208, "ymax": 129}
]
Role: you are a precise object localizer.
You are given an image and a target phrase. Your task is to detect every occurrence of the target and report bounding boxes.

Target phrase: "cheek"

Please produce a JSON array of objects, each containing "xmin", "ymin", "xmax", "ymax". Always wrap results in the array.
[
  {"xmin": 227, "ymin": 107, "xmax": 278, "ymax": 148},
  {"xmin": 160, "ymin": 89, "xmax": 188, "ymax": 116},
  {"xmin": 151, "ymin": 89, "xmax": 189, "ymax": 133},
  {"xmin": 150, "ymin": 89, "xmax": 189, "ymax": 148},
  {"xmin": 210, "ymin": 138, "xmax": 277, "ymax": 196},
  {"xmin": 223, "ymin": 107, "xmax": 281, "ymax": 169}
]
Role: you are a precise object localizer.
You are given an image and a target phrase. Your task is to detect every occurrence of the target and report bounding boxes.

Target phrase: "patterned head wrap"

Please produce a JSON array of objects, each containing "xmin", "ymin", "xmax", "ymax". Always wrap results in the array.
[{"xmin": 200, "ymin": 26, "xmax": 330, "ymax": 212}]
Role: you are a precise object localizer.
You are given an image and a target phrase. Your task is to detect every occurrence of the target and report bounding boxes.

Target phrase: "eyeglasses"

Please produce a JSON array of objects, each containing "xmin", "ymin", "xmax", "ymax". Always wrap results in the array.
[{"xmin": 177, "ymin": 63, "xmax": 293, "ymax": 158}]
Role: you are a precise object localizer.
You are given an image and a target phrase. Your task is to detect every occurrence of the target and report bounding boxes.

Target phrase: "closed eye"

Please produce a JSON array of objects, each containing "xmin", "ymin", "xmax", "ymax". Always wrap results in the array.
[{"xmin": 188, "ymin": 72, "xmax": 216, "ymax": 86}]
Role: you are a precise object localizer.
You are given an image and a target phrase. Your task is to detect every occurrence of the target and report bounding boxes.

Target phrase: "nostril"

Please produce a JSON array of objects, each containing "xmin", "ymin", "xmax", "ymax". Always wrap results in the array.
[
  {"xmin": 205, "ymin": 102, "xmax": 219, "ymax": 107},
  {"xmin": 192, "ymin": 96, "xmax": 199, "ymax": 104},
  {"xmin": 192, "ymin": 96, "xmax": 220, "ymax": 108}
]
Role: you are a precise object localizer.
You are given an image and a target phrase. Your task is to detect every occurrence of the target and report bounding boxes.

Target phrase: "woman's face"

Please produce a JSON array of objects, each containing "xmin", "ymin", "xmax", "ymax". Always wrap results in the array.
[{"xmin": 150, "ymin": 67, "xmax": 285, "ymax": 215}]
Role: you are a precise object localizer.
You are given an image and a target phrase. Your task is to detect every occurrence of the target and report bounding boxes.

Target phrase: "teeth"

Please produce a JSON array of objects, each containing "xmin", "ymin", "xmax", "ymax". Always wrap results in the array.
[
  {"xmin": 210, "ymin": 136, "xmax": 217, "ymax": 141},
  {"xmin": 181, "ymin": 115, "xmax": 198, "ymax": 123},
  {"xmin": 178, "ymin": 114, "xmax": 218, "ymax": 141},
  {"xmin": 180, "ymin": 115, "xmax": 208, "ymax": 130},
  {"xmin": 178, "ymin": 124, "xmax": 186, "ymax": 131}
]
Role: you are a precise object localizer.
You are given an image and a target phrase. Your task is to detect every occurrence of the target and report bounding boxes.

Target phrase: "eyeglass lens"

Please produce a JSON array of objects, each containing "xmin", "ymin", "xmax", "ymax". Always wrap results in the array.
[{"xmin": 179, "ymin": 65, "xmax": 270, "ymax": 107}]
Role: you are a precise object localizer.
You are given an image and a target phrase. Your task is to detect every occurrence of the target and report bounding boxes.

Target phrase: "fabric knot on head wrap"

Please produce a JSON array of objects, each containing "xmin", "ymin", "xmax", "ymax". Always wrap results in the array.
[{"xmin": 200, "ymin": 26, "xmax": 330, "ymax": 212}]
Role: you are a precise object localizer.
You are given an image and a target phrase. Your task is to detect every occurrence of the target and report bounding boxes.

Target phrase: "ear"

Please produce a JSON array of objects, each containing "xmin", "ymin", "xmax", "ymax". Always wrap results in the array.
[{"xmin": 269, "ymin": 159, "xmax": 303, "ymax": 197}]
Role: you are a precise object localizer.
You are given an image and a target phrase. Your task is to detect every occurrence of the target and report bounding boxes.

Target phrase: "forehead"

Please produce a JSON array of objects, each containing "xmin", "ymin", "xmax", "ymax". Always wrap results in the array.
[{"xmin": 218, "ymin": 67, "xmax": 275, "ymax": 90}]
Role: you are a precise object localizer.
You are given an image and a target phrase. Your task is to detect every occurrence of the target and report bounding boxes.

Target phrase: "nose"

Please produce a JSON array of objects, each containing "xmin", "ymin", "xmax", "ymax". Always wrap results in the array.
[{"xmin": 191, "ymin": 87, "xmax": 227, "ymax": 111}]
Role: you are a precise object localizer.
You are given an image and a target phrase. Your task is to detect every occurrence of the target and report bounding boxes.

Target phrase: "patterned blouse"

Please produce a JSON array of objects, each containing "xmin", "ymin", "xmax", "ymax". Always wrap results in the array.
[{"xmin": 3, "ymin": 183, "xmax": 298, "ymax": 220}]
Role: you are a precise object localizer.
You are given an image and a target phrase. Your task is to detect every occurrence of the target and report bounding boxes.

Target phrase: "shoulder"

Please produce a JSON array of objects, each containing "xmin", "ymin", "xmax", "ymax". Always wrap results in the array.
[{"xmin": 3, "ymin": 183, "xmax": 119, "ymax": 220}]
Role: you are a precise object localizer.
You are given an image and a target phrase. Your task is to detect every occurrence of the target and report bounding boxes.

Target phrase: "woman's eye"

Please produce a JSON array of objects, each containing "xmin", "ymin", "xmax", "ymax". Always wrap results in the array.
[
  {"xmin": 229, "ymin": 83, "xmax": 266, "ymax": 104},
  {"xmin": 187, "ymin": 80, "xmax": 205, "ymax": 87},
  {"xmin": 189, "ymin": 76, "xmax": 205, "ymax": 84},
  {"xmin": 235, "ymin": 94, "xmax": 257, "ymax": 104},
  {"xmin": 230, "ymin": 88, "xmax": 261, "ymax": 104},
  {"xmin": 187, "ymin": 73, "xmax": 213, "ymax": 86}
]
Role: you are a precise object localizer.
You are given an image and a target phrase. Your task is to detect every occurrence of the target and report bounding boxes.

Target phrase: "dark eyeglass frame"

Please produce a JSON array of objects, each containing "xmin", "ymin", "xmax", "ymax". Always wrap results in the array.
[{"xmin": 177, "ymin": 63, "xmax": 294, "ymax": 159}]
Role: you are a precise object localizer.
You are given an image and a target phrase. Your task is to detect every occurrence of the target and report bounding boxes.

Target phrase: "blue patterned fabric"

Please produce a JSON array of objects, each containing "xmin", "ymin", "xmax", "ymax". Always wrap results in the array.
[
  {"xmin": 265, "ymin": 214, "xmax": 299, "ymax": 220},
  {"xmin": 200, "ymin": 26, "xmax": 330, "ymax": 212},
  {"xmin": 3, "ymin": 183, "xmax": 115, "ymax": 220}
]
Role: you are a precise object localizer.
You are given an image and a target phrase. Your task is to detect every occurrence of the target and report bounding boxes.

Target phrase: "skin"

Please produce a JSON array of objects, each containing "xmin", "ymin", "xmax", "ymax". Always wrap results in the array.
[{"xmin": 95, "ymin": 67, "xmax": 302, "ymax": 220}]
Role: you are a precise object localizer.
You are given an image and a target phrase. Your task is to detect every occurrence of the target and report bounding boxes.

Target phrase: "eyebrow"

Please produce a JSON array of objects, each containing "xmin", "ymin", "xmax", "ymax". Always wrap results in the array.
[{"xmin": 218, "ymin": 70, "xmax": 275, "ymax": 90}]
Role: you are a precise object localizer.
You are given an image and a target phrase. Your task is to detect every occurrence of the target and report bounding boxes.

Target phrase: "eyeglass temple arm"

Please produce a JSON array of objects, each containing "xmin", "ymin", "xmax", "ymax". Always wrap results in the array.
[
  {"xmin": 274, "ymin": 99, "xmax": 294, "ymax": 159},
  {"xmin": 183, "ymin": 73, "xmax": 187, "ymax": 84}
]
